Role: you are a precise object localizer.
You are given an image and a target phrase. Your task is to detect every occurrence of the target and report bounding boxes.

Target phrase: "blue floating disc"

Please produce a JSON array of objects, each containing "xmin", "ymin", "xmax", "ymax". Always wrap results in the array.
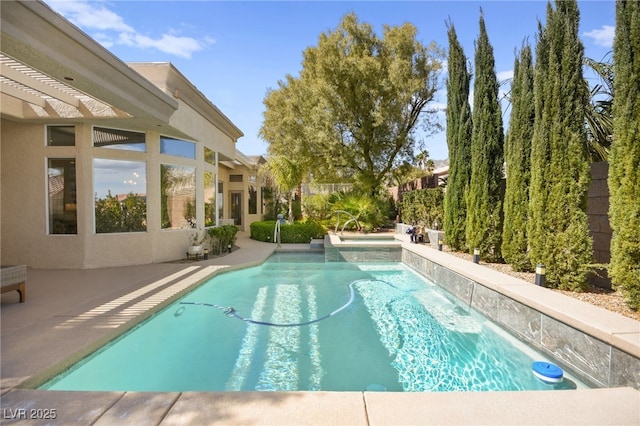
[{"xmin": 532, "ymin": 361, "xmax": 563, "ymax": 383}]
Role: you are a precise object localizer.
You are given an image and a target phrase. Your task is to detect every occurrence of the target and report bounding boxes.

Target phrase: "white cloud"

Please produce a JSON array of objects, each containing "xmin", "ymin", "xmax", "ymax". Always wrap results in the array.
[
  {"xmin": 496, "ymin": 70, "xmax": 514, "ymax": 83},
  {"xmin": 583, "ymin": 25, "xmax": 615, "ymax": 48},
  {"xmin": 47, "ymin": 0, "xmax": 133, "ymax": 32},
  {"xmin": 45, "ymin": 0, "xmax": 212, "ymax": 59}
]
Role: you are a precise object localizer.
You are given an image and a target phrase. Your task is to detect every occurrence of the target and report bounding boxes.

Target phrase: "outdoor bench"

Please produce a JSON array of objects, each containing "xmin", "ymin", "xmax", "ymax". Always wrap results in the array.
[{"xmin": 1, "ymin": 265, "xmax": 26, "ymax": 303}]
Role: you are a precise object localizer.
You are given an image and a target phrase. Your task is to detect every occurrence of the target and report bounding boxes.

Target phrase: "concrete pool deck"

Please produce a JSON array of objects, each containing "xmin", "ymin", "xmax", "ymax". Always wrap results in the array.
[{"xmin": 2, "ymin": 232, "xmax": 639, "ymax": 425}]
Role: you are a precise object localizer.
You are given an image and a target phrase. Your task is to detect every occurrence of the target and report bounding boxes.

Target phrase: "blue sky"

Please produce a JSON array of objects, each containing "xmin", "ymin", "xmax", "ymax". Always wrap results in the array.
[{"xmin": 45, "ymin": 0, "xmax": 615, "ymax": 160}]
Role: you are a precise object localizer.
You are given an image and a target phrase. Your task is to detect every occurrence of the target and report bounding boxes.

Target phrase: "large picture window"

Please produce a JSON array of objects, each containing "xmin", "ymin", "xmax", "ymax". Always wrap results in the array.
[
  {"xmin": 161, "ymin": 164, "xmax": 196, "ymax": 229},
  {"xmin": 94, "ymin": 159, "xmax": 147, "ymax": 233},
  {"xmin": 47, "ymin": 158, "xmax": 77, "ymax": 234},
  {"xmin": 93, "ymin": 127, "xmax": 145, "ymax": 152}
]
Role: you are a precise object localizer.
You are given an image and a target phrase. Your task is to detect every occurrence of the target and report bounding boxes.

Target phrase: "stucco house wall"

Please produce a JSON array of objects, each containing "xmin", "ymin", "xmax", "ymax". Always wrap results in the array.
[{"xmin": 0, "ymin": 1, "xmax": 262, "ymax": 269}]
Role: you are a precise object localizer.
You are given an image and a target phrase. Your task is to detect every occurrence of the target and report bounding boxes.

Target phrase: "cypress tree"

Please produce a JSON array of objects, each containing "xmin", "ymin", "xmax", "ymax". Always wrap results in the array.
[
  {"xmin": 502, "ymin": 44, "xmax": 534, "ymax": 271},
  {"xmin": 466, "ymin": 13, "xmax": 504, "ymax": 261},
  {"xmin": 528, "ymin": 0, "xmax": 592, "ymax": 290},
  {"xmin": 609, "ymin": 0, "xmax": 640, "ymax": 309},
  {"xmin": 444, "ymin": 21, "xmax": 473, "ymax": 251}
]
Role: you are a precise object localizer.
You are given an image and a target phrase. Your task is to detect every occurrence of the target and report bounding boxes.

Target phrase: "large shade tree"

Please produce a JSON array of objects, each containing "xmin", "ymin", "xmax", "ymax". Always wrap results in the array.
[
  {"xmin": 260, "ymin": 13, "xmax": 444, "ymax": 196},
  {"xmin": 609, "ymin": 0, "xmax": 640, "ymax": 309}
]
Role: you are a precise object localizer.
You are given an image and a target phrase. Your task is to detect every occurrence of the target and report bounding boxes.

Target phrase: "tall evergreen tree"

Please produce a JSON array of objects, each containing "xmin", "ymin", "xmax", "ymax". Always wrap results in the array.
[
  {"xmin": 528, "ymin": 0, "xmax": 592, "ymax": 291},
  {"xmin": 466, "ymin": 13, "xmax": 504, "ymax": 261},
  {"xmin": 444, "ymin": 21, "xmax": 473, "ymax": 251},
  {"xmin": 502, "ymin": 43, "xmax": 534, "ymax": 270},
  {"xmin": 609, "ymin": 0, "xmax": 640, "ymax": 309}
]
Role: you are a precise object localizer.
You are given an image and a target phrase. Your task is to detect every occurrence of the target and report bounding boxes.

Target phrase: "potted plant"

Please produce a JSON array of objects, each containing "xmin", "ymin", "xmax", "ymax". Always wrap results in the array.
[{"xmin": 187, "ymin": 228, "xmax": 204, "ymax": 257}]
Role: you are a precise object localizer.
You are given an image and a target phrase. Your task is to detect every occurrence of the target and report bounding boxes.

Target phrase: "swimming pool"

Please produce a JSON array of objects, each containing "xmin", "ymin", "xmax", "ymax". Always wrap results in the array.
[{"xmin": 41, "ymin": 252, "xmax": 588, "ymax": 392}]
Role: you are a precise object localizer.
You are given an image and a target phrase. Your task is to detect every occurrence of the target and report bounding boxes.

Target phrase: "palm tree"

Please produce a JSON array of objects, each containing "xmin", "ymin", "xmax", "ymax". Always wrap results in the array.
[
  {"xmin": 500, "ymin": 54, "xmax": 613, "ymax": 162},
  {"xmin": 261, "ymin": 155, "xmax": 307, "ymax": 223},
  {"xmin": 583, "ymin": 54, "xmax": 614, "ymax": 162}
]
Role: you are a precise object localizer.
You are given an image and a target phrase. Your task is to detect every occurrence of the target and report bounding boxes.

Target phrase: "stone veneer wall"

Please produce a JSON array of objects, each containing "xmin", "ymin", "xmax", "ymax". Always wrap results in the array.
[{"xmin": 402, "ymin": 249, "xmax": 640, "ymax": 390}]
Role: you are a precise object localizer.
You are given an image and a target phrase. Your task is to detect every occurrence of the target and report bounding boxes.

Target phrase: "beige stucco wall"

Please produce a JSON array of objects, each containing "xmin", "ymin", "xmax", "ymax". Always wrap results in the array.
[
  {"xmin": 0, "ymin": 101, "xmax": 245, "ymax": 268},
  {"xmin": 0, "ymin": 3, "xmax": 253, "ymax": 269}
]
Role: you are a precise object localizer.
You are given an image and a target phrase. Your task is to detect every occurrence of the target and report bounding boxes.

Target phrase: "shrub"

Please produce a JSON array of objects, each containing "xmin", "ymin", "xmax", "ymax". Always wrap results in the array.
[
  {"xmin": 302, "ymin": 193, "xmax": 332, "ymax": 220},
  {"xmin": 398, "ymin": 188, "xmax": 444, "ymax": 229},
  {"xmin": 250, "ymin": 220, "xmax": 326, "ymax": 243},
  {"xmin": 328, "ymin": 190, "xmax": 391, "ymax": 232},
  {"xmin": 206, "ymin": 225, "xmax": 238, "ymax": 255}
]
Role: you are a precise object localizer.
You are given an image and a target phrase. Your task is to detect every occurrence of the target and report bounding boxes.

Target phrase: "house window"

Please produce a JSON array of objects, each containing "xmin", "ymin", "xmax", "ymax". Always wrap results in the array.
[
  {"xmin": 204, "ymin": 147, "xmax": 216, "ymax": 165},
  {"xmin": 161, "ymin": 164, "xmax": 196, "ymax": 229},
  {"xmin": 249, "ymin": 186, "xmax": 257, "ymax": 215},
  {"xmin": 160, "ymin": 136, "xmax": 196, "ymax": 159},
  {"xmin": 47, "ymin": 125, "xmax": 75, "ymax": 146},
  {"xmin": 218, "ymin": 181, "xmax": 224, "ymax": 220},
  {"xmin": 93, "ymin": 127, "xmax": 145, "ymax": 152},
  {"xmin": 94, "ymin": 159, "xmax": 147, "ymax": 233},
  {"xmin": 230, "ymin": 174, "xmax": 243, "ymax": 182},
  {"xmin": 204, "ymin": 171, "xmax": 216, "ymax": 227},
  {"xmin": 47, "ymin": 158, "xmax": 77, "ymax": 234}
]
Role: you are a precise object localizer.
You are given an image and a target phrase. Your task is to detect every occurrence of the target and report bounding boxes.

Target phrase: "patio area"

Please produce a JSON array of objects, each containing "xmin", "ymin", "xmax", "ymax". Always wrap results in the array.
[{"xmin": 1, "ymin": 232, "xmax": 639, "ymax": 425}]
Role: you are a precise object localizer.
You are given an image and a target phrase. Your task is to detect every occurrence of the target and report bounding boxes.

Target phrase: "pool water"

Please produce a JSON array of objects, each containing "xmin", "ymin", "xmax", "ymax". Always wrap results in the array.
[{"xmin": 42, "ymin": 253, "xmax": 588, "ymax": 392}]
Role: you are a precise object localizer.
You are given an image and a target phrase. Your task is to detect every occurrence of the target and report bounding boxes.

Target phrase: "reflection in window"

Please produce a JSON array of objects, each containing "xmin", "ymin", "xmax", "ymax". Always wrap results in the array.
[
  {"xmin": 217, "ymin": 181, "xmax": 224, "ymax": 220},
  {"xmin": 48, "ymin": 158, "xmax": 77, "ymax": 234},
  {"xmin": 94, "ymin": 159, "xmax": 147, "ymax": 233},
  {"xmin": 161, "ymin": 136, "xmax": 196, "ymax": 159},
  {"xmin": 47, "ymin": 126, "xmax": 75, "ymax": 146},
  {"xmin": 205, "ymin": 171, "xmax": 216, "ymax": 226},
  {"xmin": 93, "ymin": 127, "xmax": 146, "ymax": 152},
  {"xmin": 161, "ymin": 164, "xmax": 196, "ymax": 229},
  {"xmin": 249, "ymin": 186, "xmax": 257, "ymax": 215},
  {"xmin": 204, "ymin": 147, "xmax": 216, "ymax": 165}
]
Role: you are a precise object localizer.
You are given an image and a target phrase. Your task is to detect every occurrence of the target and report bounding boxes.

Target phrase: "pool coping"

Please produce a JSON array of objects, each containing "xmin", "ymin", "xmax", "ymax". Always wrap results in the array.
[{"xmin": 1, "ymin": 232, "xmax": 639, "ymax": 424}]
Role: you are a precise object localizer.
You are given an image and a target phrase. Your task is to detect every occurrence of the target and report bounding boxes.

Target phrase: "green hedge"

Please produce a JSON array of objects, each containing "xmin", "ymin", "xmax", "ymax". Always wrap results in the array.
[
  {"xmin": 398, "ymin": 188, "xmax": 444, "ymax": 228},
  {"xmin": 250, "ymin": 220, "xmax": 326, "ymax": 243}
]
